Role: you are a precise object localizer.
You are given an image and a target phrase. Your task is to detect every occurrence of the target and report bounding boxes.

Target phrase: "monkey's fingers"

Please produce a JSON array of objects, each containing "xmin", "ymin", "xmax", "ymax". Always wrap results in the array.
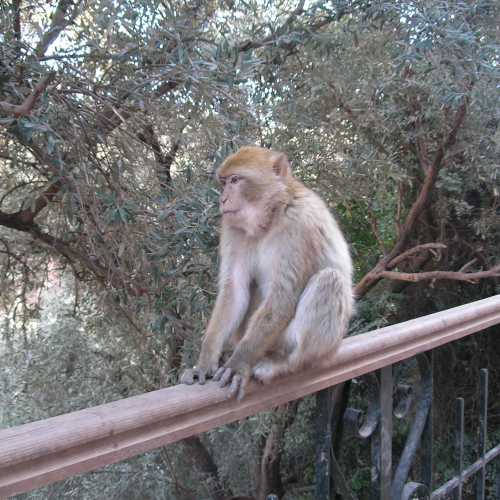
[
  {"xmin": 216, "ymin": 367, "xmax": 234, "ymax": 388},
  {"xmin": 179, "ymin": 369, "xmax": 194, "ymax": 385},
  {"xmin": 212, "ymin": 366, "xmax": 226, "ymax": 382},
  {"xmin": 197, "ymin": 368, "xmax": 206, "ymax": 385},
  {"xmin": 225, "ymin": 373, "xmax": 249, "ymax": 400},
  {"xmin": 237, "ymin": 375, "xmax": 250, "ymax": 401},
  {"xmin": 227, "ymin": 374, "xmax": 242, "ymax": 399},
  {"xmin": 179, "ymin": 367, "xmax": 207, "ymax": 385}
]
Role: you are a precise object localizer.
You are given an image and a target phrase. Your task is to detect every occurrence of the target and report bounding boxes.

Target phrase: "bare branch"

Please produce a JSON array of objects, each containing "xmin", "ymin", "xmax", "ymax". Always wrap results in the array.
[
  {"xmin": 368, "ymin": 206, "xmax": 387, "ymax": 254},
  {"xmin": 138, "ymin": 125, "xmax": 185, "ymax": 189},
  {"xmin": 377, "ymin": 265, "xmax": 500, "ymax": 284},
  {"xmin": 395, "ymin": 180, "xmax": 405, "ymax": 238},
  {"xmin": 0, "ymin": 204, "xmax": 150, "ymax": 298},
  {"xmin": 0, "ymin": 181, "xmax": 39, "ymax": 207},
  {"xmin": 12, "ymin": 0, "xmax": 22, "ymax": 42},
  {"xmin": 257, "ymin": 402, "xmax": 298, "ymax": 500},
  {"xmin": 237, "ymin": 3, "xmax": 348, "ymax": 53},
  {"xmin": 0, "ymin": 72, "xmax": 55, "ymax": 117},
  {"xmin": 0, "ymin": 127, "xmax": 75, "ymax": 226},
  {"xmin": 388, "ymin": 96, "xmax": 469, "ymax": 260},
  {"xmin": 355, "ymin": 95, "xmax": 470, "ymax": 298},
  {"xmin": 0, "ymin": 196, "xmax": 111, "ymax": 287},
  {"xmin": 409, "ymin": 94, "xmax": 431, "ymax": 172},
  {"xmin": 16, "ymin": 180, "xmax": 63, "ymax": 224},
  {"xmin": 180, "ymin": 437, "xmax": 227, "ymax": 500},
  {"xmin": 29, "ymin": 227, "xmax": 118, "ymax": 286},
  {"xmin": 34, "ymin": 0, "xmax": 81, "ymax": 58},
  {"xmin": 387, "ymin": 243, "xmax": 447, "ymax": 270},
  {"xmin": 459, "ymin": 258, "xmax": 478, "ymax": 273},
  {"xmin": 416, "ymin": 134, "xmax": 430, "ymax": 171},
  {"xmin": 0, "ymin": 209, "xmax": 35, "ymax": 232}
]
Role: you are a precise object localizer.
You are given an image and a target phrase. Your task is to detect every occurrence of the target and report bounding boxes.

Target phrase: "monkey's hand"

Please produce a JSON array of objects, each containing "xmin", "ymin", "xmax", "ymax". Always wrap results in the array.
[
  {"xmin": 213, "ymin": 359, "xmax": 251, "ymax": 401},
  {"xmin": 179, "ymin": 361, "xmax": 218, "ymax": 385}
]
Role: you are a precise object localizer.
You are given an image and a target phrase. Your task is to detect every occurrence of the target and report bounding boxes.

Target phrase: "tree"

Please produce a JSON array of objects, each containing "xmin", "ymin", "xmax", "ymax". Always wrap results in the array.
[{"xmin": 1, "ymin": 1, "xmax": 499, "ymax": 498}]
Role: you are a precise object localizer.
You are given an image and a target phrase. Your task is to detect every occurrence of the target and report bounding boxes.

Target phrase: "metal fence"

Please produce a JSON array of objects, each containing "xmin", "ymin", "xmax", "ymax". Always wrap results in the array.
[{"xmin": 314, "ymin": 357, "xmax": 500, "ymax": 500}]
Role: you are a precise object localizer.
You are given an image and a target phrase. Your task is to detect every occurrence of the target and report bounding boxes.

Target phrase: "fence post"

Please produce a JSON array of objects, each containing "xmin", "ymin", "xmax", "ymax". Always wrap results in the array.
[
  {"xmin": 496, "ymin": 459, "xmax": 500, "ymax": 500},
  {"xmin": 454, "ymin": 397, "xmax": 465, "ymax": 500},
  {"xmin": 380, "ymin": 365, "xmax": 393, "ymax": 500},
  {"xmin": 476, "ymin": 369, "xmax": 488, "ymax": 500},
  {"xmin": 422, "ymin": 351, "xmax": 434, "ymax": 493},
  {"xmin": 315, "ymin": 387, "xmax": 335, "ymax": 499}
]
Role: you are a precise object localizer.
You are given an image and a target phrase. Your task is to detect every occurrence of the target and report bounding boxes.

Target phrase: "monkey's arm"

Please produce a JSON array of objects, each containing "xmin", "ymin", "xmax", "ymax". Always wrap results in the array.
[
  {"xmin": 214, "ymin": 252, "xmax": 307, "ymax": 398},
  {"xmin": 180, "ymin": 277, "xmax": 250, "ymax": 385}
]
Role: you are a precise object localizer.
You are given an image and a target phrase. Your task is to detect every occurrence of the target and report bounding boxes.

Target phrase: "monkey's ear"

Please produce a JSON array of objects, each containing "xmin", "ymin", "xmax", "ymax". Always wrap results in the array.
[{"xmin": 272, "ymin": 153, "xmax": 291, "ymax": 177}]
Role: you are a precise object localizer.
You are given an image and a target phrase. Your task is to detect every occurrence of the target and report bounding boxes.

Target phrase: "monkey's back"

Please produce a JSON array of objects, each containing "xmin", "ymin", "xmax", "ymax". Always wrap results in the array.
[{"xmin": 283, "ymin": 182, "xmax": 353, "ymax": 280}]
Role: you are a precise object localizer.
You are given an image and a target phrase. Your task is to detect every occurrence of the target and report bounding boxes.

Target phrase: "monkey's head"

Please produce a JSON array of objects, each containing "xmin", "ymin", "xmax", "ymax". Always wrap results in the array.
[{"xmin": 216, "ymin": 146, "xmax": 293, "ymax": 235}]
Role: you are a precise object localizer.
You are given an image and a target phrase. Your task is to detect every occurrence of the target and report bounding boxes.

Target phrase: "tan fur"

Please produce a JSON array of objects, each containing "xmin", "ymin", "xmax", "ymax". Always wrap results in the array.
[{"xmin": 180, "ymin": 146, "xmax": 354, "ymax": 399}]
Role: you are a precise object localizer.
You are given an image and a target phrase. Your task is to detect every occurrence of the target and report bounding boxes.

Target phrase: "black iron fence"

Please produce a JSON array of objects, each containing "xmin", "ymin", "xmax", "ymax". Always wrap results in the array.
[{"xmin": 314, "ymin": 353, "xmax": 500, "ymax": 499}]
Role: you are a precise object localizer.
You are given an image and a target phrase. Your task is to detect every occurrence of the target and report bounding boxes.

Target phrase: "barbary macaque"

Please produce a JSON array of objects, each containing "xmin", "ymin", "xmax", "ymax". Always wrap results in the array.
[{"xmin": 180, "ymin": 146, "xmax": 354, "ymax": 399}]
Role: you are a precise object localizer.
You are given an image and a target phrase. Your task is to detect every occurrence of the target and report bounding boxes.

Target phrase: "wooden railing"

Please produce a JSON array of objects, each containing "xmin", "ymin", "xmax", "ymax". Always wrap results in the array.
[{"xmin": 1, "ymin": 295, "xmax": 500, "ymax": 498}]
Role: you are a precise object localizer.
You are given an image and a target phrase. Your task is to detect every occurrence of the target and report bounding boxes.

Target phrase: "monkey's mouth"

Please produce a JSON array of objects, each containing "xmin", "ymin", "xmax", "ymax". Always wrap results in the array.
[{"xmin": 222, "ymin": 210, "xmax": 239, "ymax": 215}]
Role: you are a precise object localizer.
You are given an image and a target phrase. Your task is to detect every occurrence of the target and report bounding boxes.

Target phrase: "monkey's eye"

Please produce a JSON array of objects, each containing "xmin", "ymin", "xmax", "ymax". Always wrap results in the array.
[
  {"xmin": 219, "ymin": 178, "xmax": 226, "ymax": 186},
  {"xmin": 230, "ymin": 176, "xmax": 240, "ymax": 184}
]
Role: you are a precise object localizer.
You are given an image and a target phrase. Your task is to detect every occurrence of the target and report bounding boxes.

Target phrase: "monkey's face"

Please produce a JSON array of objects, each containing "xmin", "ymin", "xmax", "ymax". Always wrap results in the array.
[
  {"xmin": 218, "ymin": 174, "xmax": 270, "ymax": 232},
  {"xmin": 219, "ymin": 174, "xmax": 250, "ymax": 216},
  {"xmin": 219, "ymin": 174, "xmax": 241, "ymax": 214},
  {"xmin": 216, "ymin": 147, "xmax": 292, "ymax": 235}
]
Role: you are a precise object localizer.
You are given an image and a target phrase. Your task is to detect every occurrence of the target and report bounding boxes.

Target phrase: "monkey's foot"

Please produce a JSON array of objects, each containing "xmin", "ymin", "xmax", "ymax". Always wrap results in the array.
[
  {"xmin": 213, "ymin": 366, "xmax": 249, "ymax": 401},
  {"xmin": 252, "ymin": 359, "xmax": 276, "ymax": 384}
]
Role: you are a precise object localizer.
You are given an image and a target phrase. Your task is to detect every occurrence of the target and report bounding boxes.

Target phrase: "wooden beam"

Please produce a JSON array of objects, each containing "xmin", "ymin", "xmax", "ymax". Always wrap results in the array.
[{"xmin": 1, "ymin": 295, "xmax": 500, "ymax": 497}]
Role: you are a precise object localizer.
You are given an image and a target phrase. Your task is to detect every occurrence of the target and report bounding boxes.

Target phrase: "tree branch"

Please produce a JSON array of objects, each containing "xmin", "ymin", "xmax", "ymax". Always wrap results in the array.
[
  {"xmin": 12, "ymin": 0, "xmax": 22, "ymax": 43},
  {"xmin": 29, "ymin": 226, "xmax": 111, "ymax": 282},
  {"xmin": 355, "ymin": 95, "xmax": 470, "ymax": 298},
  {"xmin": 395, "ymin": 180, "xmax": 404, "ymax": 238},
  {"xmin": 0, "ymin": 72, "xmax": 55, "ymax": 117},
  {"xmin": 390, "ymin": 97, "xmax": 469, "ymax": 259},
  {"xmin": 237, "ymin": 2, "xmax": 353, "ymax": 53},
  {"xmin": 386, "ymin": 243, "xmax": 446, "ymax": 270},
  {"xmin": 181, "ymin": 437, "xmax": 228, "ymax": 500},
  {"xmin": 0, "ymin": 203, "xmax": 152, "ymax": 298},
  {"xmin": 257, "ymin": 402, "xmax": 298, "ymax": 500},
  {"xmin": 0, "ymin": 238, "xmax": 34, "ymax": 276},
  {"xmin": 410, "ymin": 94, "xmax": 431, "ymax": 172},
  {"xmin": 34, "ymin": 0, "xmax": 81, "ymax": 58},
  {"xmin": 137, "ymin": 124, "xmax": 184, "ymax": 189},
  {"xmin": 416, "ymin": 134, "xmax": 430, "ymax": 171},
  {"xmin": 367, "ymin": 205, "xmax": 387, "ymax": 255},
  {"xmin": 0, "ymin": 206, "xmax": 114, "ymax": 287},
  {"xmin": 0, "ymin": 209, "xmax": 35, "ymax": 232},
  {"xmin": 377, "ymin": 265, "xmax": 500, "ymax": 284},
  {"xmin": 16, "ymin": 180, "xmax": 63, "ymax": 223},
  {"xmin": 459, "ymin": 258, "xmax": 478, "ymax": 273}
]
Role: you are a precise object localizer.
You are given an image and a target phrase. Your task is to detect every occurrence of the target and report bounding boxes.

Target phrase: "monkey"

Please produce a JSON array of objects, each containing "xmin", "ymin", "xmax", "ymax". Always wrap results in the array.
[{"xmin": 180, "ymin": 146, "xmax": 354, "ymax": 400}]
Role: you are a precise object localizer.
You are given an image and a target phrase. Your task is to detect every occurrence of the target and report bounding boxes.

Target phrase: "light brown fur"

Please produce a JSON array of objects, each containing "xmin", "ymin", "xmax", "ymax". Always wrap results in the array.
[{"xmin": 180, "ymin": 146, "xmax": 354, "ymax": 399}]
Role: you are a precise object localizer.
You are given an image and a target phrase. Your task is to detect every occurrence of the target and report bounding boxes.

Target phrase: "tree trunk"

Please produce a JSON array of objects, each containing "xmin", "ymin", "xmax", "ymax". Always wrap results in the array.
[
  {"xmin": 181, "ymin": 436, "xmax": 229, "ymax": 500},
  {"xmin": 256, "ymin": 402, "xmax": 298, "ymax": 500}
]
